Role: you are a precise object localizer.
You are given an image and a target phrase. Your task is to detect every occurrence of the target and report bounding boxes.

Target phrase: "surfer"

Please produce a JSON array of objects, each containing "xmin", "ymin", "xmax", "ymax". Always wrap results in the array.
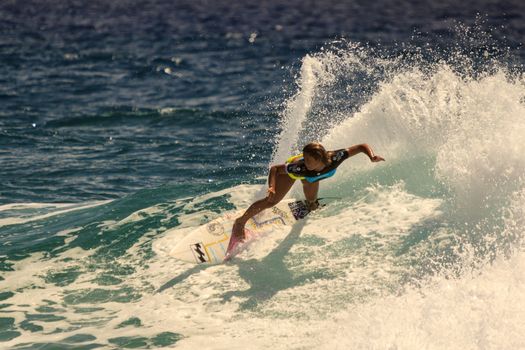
[{"xmin": 232, "ymin": 142, "xmax": 385, "ymax": 239}]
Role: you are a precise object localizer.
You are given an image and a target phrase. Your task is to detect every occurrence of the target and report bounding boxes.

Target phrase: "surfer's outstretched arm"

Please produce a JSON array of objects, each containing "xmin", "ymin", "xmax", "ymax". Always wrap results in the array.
[{"xmin": 347, "ymin": 144, "xmax": 385, "ymax": 162}]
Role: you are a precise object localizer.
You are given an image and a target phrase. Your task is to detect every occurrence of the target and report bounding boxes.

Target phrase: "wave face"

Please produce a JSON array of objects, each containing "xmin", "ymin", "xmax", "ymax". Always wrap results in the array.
[
  {"xmin": 274, "ymin": 38, "xmax": 525, "ymax": 264},
  {"xmin": 2, "ymin": 26, "xmax": 525, "ymax": 350}
]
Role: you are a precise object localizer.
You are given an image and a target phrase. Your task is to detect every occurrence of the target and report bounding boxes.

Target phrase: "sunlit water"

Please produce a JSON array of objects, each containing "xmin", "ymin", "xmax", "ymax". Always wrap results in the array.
[{"xmin": 1, "ymin": 1, "xmax": 525, "ymax": 349}]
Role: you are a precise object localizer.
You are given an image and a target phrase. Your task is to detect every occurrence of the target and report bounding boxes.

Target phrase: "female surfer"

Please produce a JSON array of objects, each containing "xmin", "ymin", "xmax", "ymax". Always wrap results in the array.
[{"xmin": 232, "ymin": 142, "xmax": 385, "ymax": 240}]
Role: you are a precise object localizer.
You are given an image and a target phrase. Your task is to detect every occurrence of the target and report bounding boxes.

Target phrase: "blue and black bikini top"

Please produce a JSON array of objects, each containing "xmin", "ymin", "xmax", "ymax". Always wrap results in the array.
[{"xmin": 285, "ymin": 149, "xmax": 349, "ymax": 183}]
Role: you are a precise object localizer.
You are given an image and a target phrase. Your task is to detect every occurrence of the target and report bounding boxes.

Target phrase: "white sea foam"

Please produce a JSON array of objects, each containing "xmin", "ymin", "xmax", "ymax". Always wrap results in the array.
[
  {"xmin": 0, "ymin": 200, "xmax": 110, "ymax": 227},
  {"xmin": 3, "ymin": 44, "xmax": 525, "ymax": 349},
  {"xmin": 3, "ymin": 178, "xmax": 524, "ymax": 349}
]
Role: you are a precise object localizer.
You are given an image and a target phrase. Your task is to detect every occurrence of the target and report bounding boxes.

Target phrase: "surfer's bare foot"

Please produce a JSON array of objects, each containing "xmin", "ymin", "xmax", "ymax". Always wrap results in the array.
[{"xmin": 232, "ymin": 219, "xmax": 246, "ymax": 240}]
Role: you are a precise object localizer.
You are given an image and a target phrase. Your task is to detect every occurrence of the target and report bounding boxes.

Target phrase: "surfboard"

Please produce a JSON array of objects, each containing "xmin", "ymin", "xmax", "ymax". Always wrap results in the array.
[{"xmin": 168, "ymin": 199, "xmax": 316, "ymax": 264}]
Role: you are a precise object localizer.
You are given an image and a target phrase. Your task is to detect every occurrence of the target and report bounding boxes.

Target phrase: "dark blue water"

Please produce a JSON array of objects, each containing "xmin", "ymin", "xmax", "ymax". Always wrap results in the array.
[{"xmin": 1, "ymin": 0, "xmax": 523, "ymax": 204}]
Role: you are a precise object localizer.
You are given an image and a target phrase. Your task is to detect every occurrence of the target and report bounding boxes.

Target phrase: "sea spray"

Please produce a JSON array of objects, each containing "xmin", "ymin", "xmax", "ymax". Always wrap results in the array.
[{"xmin": 273, "ymin": 38, "xmax": 525, "ymax": 275}]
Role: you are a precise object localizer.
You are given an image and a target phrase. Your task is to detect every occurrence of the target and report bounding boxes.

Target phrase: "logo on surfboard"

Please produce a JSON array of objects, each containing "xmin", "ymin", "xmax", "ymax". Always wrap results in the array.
[
  {"xmin": 206, "ymin": 222, "xmax": 224, "ymax": 236},
  {"xmin": 191, "ymin": 242, "xmax": 209, "ymax": 263}
]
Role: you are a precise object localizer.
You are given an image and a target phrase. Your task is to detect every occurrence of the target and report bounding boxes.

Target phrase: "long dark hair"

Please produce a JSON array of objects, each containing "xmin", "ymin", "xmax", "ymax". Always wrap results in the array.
[{"xmin": 302, "ymin": 142, "xmax": 332, "ymax": 166}]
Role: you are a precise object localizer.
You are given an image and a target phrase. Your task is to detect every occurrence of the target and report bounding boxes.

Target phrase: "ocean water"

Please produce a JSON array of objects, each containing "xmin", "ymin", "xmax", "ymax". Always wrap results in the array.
[{"xmin": 1, "ymin": 0, "xmax": 525, "ymax": 349}]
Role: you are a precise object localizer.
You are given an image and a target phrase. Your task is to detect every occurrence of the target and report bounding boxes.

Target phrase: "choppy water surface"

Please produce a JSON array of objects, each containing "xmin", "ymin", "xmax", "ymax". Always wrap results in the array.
[{"xmin": 1, "ymin": 0, "xmax": 524, "ymax": 349}]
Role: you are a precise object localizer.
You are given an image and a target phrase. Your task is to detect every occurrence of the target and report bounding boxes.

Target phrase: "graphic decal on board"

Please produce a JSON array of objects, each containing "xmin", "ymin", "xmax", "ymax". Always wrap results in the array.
[
  {"xmin": 191, "ymin": 242, "xmax": 209, "ymax": 263},
  {"xmin": 271, "ymin": 206, "xmax": 289, "ymax": 220},
  {"xmin": 251, "ymin": 212, "xmax": 286, "ymax": 228},
  {"xmin": 288, "ymin": 201, "xmax": 310, "ymax": 220},
  {"xmin": 206, "ymin": 222, "xmax": 224, "ymax": 236}
]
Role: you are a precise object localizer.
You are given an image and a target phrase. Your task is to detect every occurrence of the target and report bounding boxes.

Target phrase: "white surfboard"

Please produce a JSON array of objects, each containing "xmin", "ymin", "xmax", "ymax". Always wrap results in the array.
[{"xmin": 169, "ymin": 199, "xmax": 314, "ymax": 264}]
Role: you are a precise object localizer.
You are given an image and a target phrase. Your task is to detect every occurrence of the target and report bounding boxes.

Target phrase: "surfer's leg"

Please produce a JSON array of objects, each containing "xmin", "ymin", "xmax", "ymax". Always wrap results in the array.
[
  {"xmin": 235, "ymin": 173, "xmax": 295, "ymax": 223},
  {"xmin": 232, "ymin": 174, "xmax": 295, "ymax": 238},
  {"xmin": 301, "ymin": 180, "xmax": 319, "ymax": 210}
]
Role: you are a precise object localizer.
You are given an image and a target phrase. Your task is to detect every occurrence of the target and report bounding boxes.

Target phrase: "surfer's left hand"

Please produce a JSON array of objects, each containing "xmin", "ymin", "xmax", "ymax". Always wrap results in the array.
[{"xmin": 370, "ymin": 155, "xmax": 385, "ymax": 162}]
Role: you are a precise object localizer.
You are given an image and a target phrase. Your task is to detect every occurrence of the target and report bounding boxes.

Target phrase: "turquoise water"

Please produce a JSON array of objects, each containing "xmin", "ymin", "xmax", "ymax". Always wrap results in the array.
[{"xmin": 2, "ymin": 1, "xmax": 525, "ymax": 349}]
